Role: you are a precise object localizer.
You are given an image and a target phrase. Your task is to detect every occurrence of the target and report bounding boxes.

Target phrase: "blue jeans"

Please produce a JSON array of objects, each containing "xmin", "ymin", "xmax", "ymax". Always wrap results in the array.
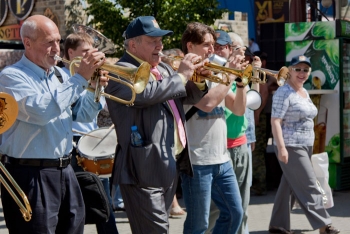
[
  {"xmin": 95, "ymin": 178, "xmax": 119, "ymax": 234},
  {"xmin": 112, "ymin": 184, "xmax": 124, "ymax": 209},
  {"xmin": 181, "ymin": 161, "xmax": 243, "ymax": 234}
]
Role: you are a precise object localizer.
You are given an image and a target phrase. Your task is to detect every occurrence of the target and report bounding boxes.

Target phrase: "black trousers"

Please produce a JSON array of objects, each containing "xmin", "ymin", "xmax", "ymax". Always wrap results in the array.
[{"xmin": 1, "ymin": 163, "xmax": 85, "ymax": 234}]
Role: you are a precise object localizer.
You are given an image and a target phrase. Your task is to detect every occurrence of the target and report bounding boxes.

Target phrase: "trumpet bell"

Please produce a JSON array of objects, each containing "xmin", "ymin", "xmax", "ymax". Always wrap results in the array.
[
  {"xmin": 72, "ymin": 24, "xmax": 116, "ymax": 54},
  {"xmin": 246, "ymin": 89, "xmax": 262, "ymax": 110},
  {"xmin": 253, "ymin": 66, "xmax": 290, "ymax": 86},
  {"xmin": 101, "ymin": 62, "xmax": 150, "ymax": 94}
]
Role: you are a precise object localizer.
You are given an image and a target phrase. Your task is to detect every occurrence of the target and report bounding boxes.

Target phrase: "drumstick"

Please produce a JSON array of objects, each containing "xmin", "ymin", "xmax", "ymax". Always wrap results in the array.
[
  {"xmin": 72, "ymin": 130, "xmax": 102, "ymax": 139},
  {"xmin": 91, "ymin": 124, "xmax": 115, "ymax": 151}
]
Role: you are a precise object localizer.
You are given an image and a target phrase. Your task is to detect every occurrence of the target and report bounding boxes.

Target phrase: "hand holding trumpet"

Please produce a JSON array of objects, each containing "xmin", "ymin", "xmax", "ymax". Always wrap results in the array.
[
  {"xmin": 71, "ymin": 48, "xmax": 109, "ymax": 88},
  {"xmin": 175, "ymin": 53, "xmax": 206, "ymax": 82}
]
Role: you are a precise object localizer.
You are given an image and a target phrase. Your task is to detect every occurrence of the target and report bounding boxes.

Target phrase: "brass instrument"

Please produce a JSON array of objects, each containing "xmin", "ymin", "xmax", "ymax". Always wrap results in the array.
[
  {"xmin": 72, "ymin": 24, "xmax": 116, "ymax": 54},
  {"xmin": 253, "ymin": 67, "xmax": 290, "ymax": 86},
  {"xmin": 159, "ymin": 52, "xmax": 253, "ymax": 86},
  {"xmin": 54, "ymin": 55, "xmax": 150, "ymax": 105},
  {"xmin": 0, "ymin": 92, "xmax": 32, "ymax": 221},
  {"xmin": 62, "ymin": 24, "xmax": 150, "ymax": 105}
]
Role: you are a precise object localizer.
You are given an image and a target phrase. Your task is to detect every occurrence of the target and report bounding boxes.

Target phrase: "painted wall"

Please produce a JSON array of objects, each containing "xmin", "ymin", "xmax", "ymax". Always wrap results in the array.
[{"xmin": 217, "ymin": 0, "xmax": 257, "ymax": 40}]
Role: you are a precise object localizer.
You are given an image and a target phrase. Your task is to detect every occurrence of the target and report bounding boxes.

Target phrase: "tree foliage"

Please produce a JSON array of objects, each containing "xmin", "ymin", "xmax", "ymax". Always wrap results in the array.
[
  {"xmin": 85, "ymin": 0, "xmax": 229, "ymax": 57},
  {"xmin": 65, "ymin": 0, "xmax": 86, "ymax": 35}
]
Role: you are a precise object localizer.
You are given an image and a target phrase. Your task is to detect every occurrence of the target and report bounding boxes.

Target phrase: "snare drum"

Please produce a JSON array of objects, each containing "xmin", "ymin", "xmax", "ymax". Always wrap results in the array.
[{"xmin": 77, "ymin": 127, "xmax": 117, "ymax": 175}]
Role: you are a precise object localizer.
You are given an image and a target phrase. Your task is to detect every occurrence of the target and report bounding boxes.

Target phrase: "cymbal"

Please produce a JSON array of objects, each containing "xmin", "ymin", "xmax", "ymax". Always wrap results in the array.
[{"xmin": 0, "ymin": 92, "xmax": 18, "ymax": 134}]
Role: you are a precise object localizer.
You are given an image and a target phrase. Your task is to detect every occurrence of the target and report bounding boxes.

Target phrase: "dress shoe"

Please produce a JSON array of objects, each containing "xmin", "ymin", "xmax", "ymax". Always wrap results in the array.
[
  {"xmin": 269, "ymin": 226, "xmax": 294, "ymax": 234},
  {"xmin": 320, "ymin": 225, "xmax": 340, "ymax": 234}
]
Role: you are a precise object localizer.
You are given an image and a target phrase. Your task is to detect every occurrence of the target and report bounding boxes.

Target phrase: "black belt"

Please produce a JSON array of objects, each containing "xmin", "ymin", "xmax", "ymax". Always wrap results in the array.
[{"xmin": 2, "ymin": 155, "xmax": 72, "ymax": 168}]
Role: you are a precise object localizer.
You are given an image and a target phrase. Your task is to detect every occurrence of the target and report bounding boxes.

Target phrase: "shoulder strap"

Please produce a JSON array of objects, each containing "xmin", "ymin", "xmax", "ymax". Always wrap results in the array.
[
  {"xmin": 185, "ymin": 106, "xmax": 198, "ymax": 121},
  {"xmin": 54, "ymin": 67, "xmax": 63, "ymax": 83}
]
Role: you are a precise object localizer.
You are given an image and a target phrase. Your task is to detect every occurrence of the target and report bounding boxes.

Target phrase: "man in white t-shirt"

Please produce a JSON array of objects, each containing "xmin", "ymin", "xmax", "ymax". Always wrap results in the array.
[{"xmin": 180, "ymin": 22, "xmax": 248, "ymax": 234}]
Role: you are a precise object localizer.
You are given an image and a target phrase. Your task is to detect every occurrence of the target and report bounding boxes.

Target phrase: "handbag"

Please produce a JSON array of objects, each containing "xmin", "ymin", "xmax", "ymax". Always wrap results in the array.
[
  {"xmin": 316, "ymin": 179, "xmax": 328, "ymax": 206},
  {"xmin": 75, "ymin": 171, "xmax": 111, "ymax": 224}
]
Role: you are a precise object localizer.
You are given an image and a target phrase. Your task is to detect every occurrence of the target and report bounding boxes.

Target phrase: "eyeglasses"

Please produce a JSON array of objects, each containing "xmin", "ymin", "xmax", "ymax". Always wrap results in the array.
[
  {"xmin": 214, "ymin": 44, "xmax": 228, "ymax": 51},
  {"xmin": 291, "ymin": 67, "xmax": 311, "ymax": 73}
]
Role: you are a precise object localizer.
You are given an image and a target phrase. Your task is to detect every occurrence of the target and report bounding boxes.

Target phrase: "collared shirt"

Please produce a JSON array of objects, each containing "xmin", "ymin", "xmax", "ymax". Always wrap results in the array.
[
  {"xmin": 126, "ymin": 50, "xmax": 185, "ymax": 155},
  {"xmin": 0, "ymin": 55, "xmax": 102, "ymax": 159},
  {"xmin": 62, "ymin": 67, "xmax": 105, "ymax": 136}
]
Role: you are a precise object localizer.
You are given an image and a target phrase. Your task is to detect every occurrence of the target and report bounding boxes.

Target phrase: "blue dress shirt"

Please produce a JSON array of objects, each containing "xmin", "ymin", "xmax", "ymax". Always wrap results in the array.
[
  {"xmin": 0, "ymin": 55, "xmax": 102, "ymax": 159},
  {"xmin": 62, "ymin": 67, "xmax": 106, "ymax": 136}
]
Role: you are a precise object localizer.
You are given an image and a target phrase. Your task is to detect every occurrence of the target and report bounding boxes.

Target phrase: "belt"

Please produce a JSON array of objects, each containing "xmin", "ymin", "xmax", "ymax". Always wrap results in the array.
[{"xmin": 2, "ymin": 155, "xmax": 72, "ymax": 168}]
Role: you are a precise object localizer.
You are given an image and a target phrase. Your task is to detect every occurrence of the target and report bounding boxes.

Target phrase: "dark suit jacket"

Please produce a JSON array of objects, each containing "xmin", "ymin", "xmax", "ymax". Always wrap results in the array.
[{"xmin": 105, "ymin": 52, "xmax": 207, "ymax": 188}]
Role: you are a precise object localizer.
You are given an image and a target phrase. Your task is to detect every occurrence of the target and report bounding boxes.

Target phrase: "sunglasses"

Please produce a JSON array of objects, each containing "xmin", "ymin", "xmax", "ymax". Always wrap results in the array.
[
  {"xmin": 291, "ymin": 67, "xmax": 311, "ymax": 73},
  {"xmin": 214, "ymin": 44, "xmax": 228, "ymax": 50}
]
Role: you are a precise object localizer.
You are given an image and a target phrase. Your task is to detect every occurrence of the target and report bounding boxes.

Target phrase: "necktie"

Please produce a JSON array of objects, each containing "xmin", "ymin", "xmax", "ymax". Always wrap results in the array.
[{"xmin": 150, "ymin": 67, "xmax": 187, "ymax": 148}]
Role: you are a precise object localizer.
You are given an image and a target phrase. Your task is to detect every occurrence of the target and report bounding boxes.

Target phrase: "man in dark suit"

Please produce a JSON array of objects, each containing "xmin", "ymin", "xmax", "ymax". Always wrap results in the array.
[{"xmin": 105, "ymin": 16, "xmax": 208, "ymax": 233}]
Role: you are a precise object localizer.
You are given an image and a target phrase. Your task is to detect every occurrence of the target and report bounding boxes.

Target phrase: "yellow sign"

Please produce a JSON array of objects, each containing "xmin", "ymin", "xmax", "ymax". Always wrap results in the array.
[
  {"xmin": 255, "ymin": 0, "xmax": 289, "ymax": 24},
  {"xmin": 0, "ymin": 24, "xmax": 21, "ymax": 41}
]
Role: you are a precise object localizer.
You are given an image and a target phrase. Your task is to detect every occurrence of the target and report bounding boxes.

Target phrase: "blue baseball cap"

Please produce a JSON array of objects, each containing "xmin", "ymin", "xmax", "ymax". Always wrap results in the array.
[
  {"xmin": 215, "ymin": 30, "xmax": 232, "ymax": 45},
  {"xmin": 123, "ymin": 16, "xmax": 173, "ymax": 39},
  {"xmin": 290, "ymin": 55, "xmax": 312, "ymax": 67}
]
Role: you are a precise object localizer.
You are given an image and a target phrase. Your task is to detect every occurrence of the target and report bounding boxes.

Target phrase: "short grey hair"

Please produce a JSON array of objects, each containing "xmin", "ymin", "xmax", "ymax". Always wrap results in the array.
[
  {"xmin": 124, "ymin": 36, "xmax": 142, "ymax": 50},
  {"xmin": 20, "ymin": 19, "xmax": 38, "ymax": 41},
  {"xmin": 228, "ymin": 32, "xmax": 244, "ymax": 47}
]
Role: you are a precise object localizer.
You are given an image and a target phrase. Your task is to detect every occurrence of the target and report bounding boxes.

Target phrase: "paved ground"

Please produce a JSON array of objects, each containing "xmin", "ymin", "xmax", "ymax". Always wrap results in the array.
[{"xmin": 0, "ymin": 189, "xmax": 349, "ymax": 233}]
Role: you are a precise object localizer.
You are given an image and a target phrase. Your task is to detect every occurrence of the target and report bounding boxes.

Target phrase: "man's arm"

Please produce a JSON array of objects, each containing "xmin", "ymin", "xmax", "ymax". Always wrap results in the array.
[
  {"xmin": 194, "ymin": 82, "xmax": 232, "ymax": 112},
  {"xmin": 225, "ymin": 84, "xmax": 247, "ymax": 116}
]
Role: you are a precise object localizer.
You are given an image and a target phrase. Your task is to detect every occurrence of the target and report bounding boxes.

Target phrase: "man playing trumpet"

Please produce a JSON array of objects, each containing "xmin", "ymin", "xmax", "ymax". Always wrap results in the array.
[
  {"xmin": 0, "ymin": 15, "xmax": 108, "ymax": 233},
  {"xmin": 180, "ymin": 22, "xmax": 249, "ymax": 234},
  {"xmin": 105, "ymin": 16, "xmax": 208, "ymax": 233}
]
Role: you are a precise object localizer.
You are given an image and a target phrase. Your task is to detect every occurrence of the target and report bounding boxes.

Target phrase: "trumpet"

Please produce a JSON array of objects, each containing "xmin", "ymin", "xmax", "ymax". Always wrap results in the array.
[
  {"xmin": 54, "ymin": 55, "xmax": 150, "ymax": 106},
  {"xmin": 159, "ymin": 52, "xmax": 253, "ymax": 86},
  {"xmin": 253, "ymin": 67, "xmax": 290, "ymax": 86},
  {"xmin": 0, "ymin": 92, "xmax": 32, "ymax": 221},
  {"xmin": 65, "ymin": 24, "xmax": 150, "ymax": 105}
]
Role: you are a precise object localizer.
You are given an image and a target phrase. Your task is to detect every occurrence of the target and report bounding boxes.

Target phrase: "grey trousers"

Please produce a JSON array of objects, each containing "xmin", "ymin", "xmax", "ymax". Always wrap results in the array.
[
  {"xmin": 269, "ymin": 146, "xmax": 332, "ymax": 230},
  {"xmin": 119, "ymin": 178, "xmax": 177, "ymax": 234},
  {"xmin": 206, "ymin": 143, "xmax": 250, "ymax": 234}
]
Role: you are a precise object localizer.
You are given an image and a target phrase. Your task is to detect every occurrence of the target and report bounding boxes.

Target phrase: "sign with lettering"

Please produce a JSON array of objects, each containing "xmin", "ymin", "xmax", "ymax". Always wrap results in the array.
[
  {"xmin": 0, "ymin": 0, "xmax": 8, "ymax": 26},
  {"xmin": 8, "ymin": 0, "xmax": 34, "ymax": 21},
  {"xmin": 255, "ymin": 0, "xmax": 289, "ymax": 24},
  {"xmin": 0, "ymin": 24, "xmax": 21, "ymax": 42}
]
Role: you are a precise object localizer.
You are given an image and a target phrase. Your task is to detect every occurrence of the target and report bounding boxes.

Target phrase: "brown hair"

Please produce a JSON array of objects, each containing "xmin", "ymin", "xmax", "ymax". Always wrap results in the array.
[
  {"xmin": 64, "ymin": 32, "xmax": 94, "ymax": 60},
  {"xmin": 181, "ymin": 22, "xmax": 217, "ymax": 54}
]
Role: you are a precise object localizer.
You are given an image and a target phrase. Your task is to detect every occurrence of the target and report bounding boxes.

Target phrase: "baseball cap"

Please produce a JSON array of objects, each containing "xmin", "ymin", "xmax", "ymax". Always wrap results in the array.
[
  {"xmin": 215, "ymin": 30, "xmax": 232, "ymax": 45},
  {"xmin": 123, "ymin": 16, "xmax": 173, "ymax": 39},
  {"xmin": 290, "ymin": 55, "xmax": 312, "ymax": 67}
]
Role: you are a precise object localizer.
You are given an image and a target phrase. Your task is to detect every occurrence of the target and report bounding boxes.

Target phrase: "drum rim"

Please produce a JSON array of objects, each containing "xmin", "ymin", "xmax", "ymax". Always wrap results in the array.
[{"xmin": 78, "ymin": 154, "xmax": 115, "ymax": 160}]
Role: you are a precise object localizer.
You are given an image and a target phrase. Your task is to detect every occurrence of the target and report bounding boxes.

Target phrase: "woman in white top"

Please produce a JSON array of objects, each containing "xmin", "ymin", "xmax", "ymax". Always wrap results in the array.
[{"xmin": 268, "ymin": 55, "xmax": 340, "ymax": 234}]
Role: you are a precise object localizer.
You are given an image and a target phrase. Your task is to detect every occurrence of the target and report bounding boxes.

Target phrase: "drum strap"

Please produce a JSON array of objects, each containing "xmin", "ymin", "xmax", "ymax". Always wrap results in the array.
[
  {"xmin": 54, "ymin": 67, "xmax": 77, "ymax": 108},
  {"xmin": 54, "ymin": 67, "xmax": 64, "ymax": 83}
]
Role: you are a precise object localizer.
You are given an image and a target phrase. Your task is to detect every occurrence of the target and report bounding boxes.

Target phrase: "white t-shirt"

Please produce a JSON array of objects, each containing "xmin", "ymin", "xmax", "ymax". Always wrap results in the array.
[{"xmin": 184, "ymin": 81, "xmax": 231, "ymax": 165}]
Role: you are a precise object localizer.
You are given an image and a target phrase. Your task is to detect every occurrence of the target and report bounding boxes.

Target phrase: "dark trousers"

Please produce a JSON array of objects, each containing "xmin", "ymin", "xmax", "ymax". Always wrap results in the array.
[
  {"xmin": 120, "ymin": 179, "xmax": 177, "ymax": 234},
  {"xmin": 1, "ymin": 163, "xmax": 85, "ymax": 234}
]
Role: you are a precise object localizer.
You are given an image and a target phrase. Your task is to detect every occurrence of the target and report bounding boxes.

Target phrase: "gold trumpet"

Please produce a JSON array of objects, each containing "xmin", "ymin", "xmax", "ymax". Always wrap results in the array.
[
  {"xmin": 54, "ymin": 55, "xmax": 150, "ymax": 106},
  {"xmin": 253, "ymin": 67, "xmax": 290, "ymax": 86},
  {"xmin": 159, "ymin": 52, "xmax": 253, "ymax": 86},
  {"xmin": 0, "ymin": 92, "xmax": 32, "ymax": 221}
]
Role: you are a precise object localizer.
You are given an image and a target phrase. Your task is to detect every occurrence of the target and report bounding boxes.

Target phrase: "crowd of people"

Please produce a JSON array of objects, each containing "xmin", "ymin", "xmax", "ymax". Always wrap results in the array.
[{"xmin": 0, "ymin": 13, "xmax": 340, "ymax": 234}]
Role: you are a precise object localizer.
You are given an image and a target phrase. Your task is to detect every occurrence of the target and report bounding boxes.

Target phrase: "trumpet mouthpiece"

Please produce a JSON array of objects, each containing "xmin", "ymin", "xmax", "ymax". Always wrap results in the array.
[{"xmin": 54, "ymin": 55, "xmax": 62, "ymax": 61}]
